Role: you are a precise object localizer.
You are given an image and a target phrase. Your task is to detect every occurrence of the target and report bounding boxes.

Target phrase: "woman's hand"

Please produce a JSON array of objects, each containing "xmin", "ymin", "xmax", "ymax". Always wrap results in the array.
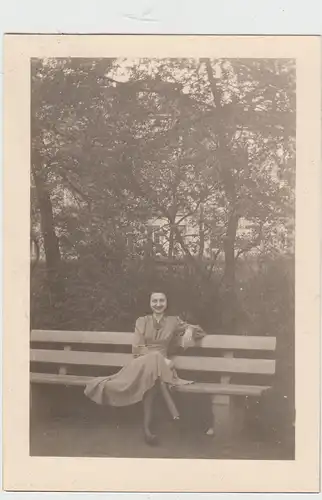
[{"xmin": 181, "ymin": 326, "xmax": 194, "ymax": 349}]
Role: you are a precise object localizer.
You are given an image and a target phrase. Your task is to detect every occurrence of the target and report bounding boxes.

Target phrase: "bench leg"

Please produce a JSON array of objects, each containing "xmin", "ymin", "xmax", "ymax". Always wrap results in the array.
[
  {"xmin": 232, "ymin": 396, "xmax": 246, "ymax": 434},
  {"xmin": 30, "ymin": 384, "xmax": 48, "ymax": 422},
  {"xmin": 30, "ymin": 384, "xmax": 56, "ymax": 421},
  {"xmin": 210, "ymin": 395, "xmax": 246, "ymax": 439},
  {"xmin": 211, "ymin": 394, "xmax": 232, "ymax": 439}
]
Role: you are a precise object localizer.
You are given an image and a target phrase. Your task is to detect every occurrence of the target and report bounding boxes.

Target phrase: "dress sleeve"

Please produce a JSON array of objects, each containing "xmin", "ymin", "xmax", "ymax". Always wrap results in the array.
[{"xmin": 132, "ymin": 317, "xmax": 148, "ymax": 357}]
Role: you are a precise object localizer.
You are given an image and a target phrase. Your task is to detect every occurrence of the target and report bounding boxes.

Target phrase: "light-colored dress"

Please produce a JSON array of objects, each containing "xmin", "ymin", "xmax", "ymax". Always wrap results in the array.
[{"xmin": 84, "ymin": 315, "xmax": 204, "ymax": 407}]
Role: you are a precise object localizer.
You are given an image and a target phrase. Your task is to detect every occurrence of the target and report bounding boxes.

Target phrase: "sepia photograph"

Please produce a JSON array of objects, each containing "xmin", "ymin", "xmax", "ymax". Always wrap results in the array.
[
  {"xmin": 3, "ymin": 35, "xmax": 320, "ymax": 492},
  {"xmin": 30, "ymin": 55, "xmax": 296, "ymax": 460}
]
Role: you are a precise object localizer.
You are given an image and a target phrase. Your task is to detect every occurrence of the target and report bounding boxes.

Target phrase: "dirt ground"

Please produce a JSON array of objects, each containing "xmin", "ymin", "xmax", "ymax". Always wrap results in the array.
[
  {"xmin": 30, "ymin": 414, "xmax": 294, "ymax": 460},
  {"xmin": 30, "ymin": 386, "xmax": 294, "ymax": 459}
]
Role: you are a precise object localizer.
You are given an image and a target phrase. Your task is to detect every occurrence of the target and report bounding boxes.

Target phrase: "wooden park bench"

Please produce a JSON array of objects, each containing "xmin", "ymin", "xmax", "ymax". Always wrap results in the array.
[{"xmin": 30, "ymin": 330, "xmax": 276, "ymax": 438}]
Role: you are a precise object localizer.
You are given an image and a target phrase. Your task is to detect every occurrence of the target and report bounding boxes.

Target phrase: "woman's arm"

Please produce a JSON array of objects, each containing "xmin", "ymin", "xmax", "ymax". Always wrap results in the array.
[
  {"xmin": 132, "ymin": 317, "xmax": 148, "ymax": 357},
  {"xmin": 173, "ymin": 317, "xmax": 206, "ymax": 351}
]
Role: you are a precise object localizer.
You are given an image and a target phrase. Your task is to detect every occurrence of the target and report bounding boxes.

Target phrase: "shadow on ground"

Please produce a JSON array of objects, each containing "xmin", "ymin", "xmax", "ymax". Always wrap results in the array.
[{"xmin": 30, "ymin": 392, "xmax": 295, "ymax": 460}]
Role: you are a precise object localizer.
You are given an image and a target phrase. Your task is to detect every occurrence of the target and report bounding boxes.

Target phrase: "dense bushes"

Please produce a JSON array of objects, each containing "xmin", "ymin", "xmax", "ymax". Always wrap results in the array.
[
  {"xmin": 31, "ymin": 254, "xmax": 294, "ymax": 342},
  {"xmin": 31, "ymin": 256, "xmax": 222, "ymax": 331},
  {"xmin": 245, "ymin": 386, "xmax": 295, "ymax": 447}
]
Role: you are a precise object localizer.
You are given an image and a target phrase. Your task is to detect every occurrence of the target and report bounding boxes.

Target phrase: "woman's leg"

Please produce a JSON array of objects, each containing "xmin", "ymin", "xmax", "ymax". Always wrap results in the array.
[
  {"xmin": 143, "ymin": 386, "xmax": 158, "ymax": 444},
  {"xmin": 159, "ymin": 381, "xmax": 180, "ymax": 420}
]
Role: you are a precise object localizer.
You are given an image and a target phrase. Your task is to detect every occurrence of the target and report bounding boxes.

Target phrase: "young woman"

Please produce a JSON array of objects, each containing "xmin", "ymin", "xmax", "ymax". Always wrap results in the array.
[{"xmin": 84, "ymin": 291, "xmax": 205, "ymax": 445}]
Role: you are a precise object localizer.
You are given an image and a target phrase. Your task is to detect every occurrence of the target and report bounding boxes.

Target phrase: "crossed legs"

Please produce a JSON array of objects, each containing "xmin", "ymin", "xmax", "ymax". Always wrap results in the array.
[{"xmin": 143, "ymin": 380, "xmax": 180, "ymax": 445}]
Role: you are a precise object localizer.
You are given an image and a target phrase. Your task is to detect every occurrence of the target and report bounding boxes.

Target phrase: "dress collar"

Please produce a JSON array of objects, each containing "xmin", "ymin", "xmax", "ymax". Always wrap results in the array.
[{"xmin": 152, "ymin": 314, "xmax": 166, "ymax": 330}]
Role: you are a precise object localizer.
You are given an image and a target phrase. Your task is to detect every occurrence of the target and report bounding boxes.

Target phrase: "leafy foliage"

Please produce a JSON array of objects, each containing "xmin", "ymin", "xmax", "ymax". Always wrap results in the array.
[{"xmin": 31, "ymin": 56, "xmax": 295, "ymax": 335}]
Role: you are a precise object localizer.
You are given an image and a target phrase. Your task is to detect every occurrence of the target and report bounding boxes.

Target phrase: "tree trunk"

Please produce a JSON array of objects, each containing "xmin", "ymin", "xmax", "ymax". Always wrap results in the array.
[
  {"xmin": 203, "ymin": 58, "xmax": 240, "ymax": 333},
  {"xmin": 222, "ymin": 212, "xmax": 239, "ymax": 333},
  {"xmin": 31, "ymin": 159, "xmax": 64, "ymax": 304},
  {"xmin": 168, "ymin": 225, "xmax": 174, "ymax": 259},
  {"xmin": 173, "ymin": 224, "xmax": 209, "ymax": 281},
  {"xmin": 145, "ymin": 225, "xmax": 153, "ymax": 259},
  {"xmin": 198, "ymin": 204, "xmax": 205, "ymax": 258}
]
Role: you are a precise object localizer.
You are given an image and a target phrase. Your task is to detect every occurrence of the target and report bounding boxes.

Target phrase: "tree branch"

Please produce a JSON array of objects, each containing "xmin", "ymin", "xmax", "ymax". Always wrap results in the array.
[
  {"xmin": 235, "ymin": 222, "xmax": 264, "ymax": 259},
  {"xmin": 202, "ymin": 58, "xmax": 222, "ymax": 110},
  {"xmin": 59, "ymin": 172, "xmax": 92, "ymax": 209},
  {"xmin": 124, "ymin": 166, "xmax": 211, "ymax": 280},
  {"xmin": 206, "ymin": 250, "xmax": 221, "ymax": 279}
]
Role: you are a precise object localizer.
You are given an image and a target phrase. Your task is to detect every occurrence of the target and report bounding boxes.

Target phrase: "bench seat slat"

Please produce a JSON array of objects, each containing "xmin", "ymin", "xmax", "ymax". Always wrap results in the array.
[
  {"xmin": 30, "ymin": 349, "xmax": 276, "ymax": 375},
  {"xmin": 30, "ymin": 373, "xmax": 270, "ymax": 396},
  {"xmin": 176, "ymin": 383, "xmax": 270, "ymax": 396},
  {"xmin": 31, "ymin": 373, "xmax": 269, "ymax": 396},
  {"xmin": 31, "ymin": 330, "xmax": 276, "ymax": 351}
]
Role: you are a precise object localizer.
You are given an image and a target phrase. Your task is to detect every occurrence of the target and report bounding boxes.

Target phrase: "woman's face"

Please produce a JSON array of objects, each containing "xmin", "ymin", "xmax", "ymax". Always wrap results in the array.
[{"xmin": 150, "ymin": 292, "xmax": 167, "ymax": 314}]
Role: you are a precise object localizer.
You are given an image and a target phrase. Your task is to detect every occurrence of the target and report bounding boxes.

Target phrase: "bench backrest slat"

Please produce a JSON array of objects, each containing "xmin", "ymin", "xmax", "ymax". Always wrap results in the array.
[
  {"xmin": 30, "ymin": 330, "xmax": 276, "ymax": 351},
  {"xmin": 31, "ymin": 349, "xmax": 276, "ymax": 375}
]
